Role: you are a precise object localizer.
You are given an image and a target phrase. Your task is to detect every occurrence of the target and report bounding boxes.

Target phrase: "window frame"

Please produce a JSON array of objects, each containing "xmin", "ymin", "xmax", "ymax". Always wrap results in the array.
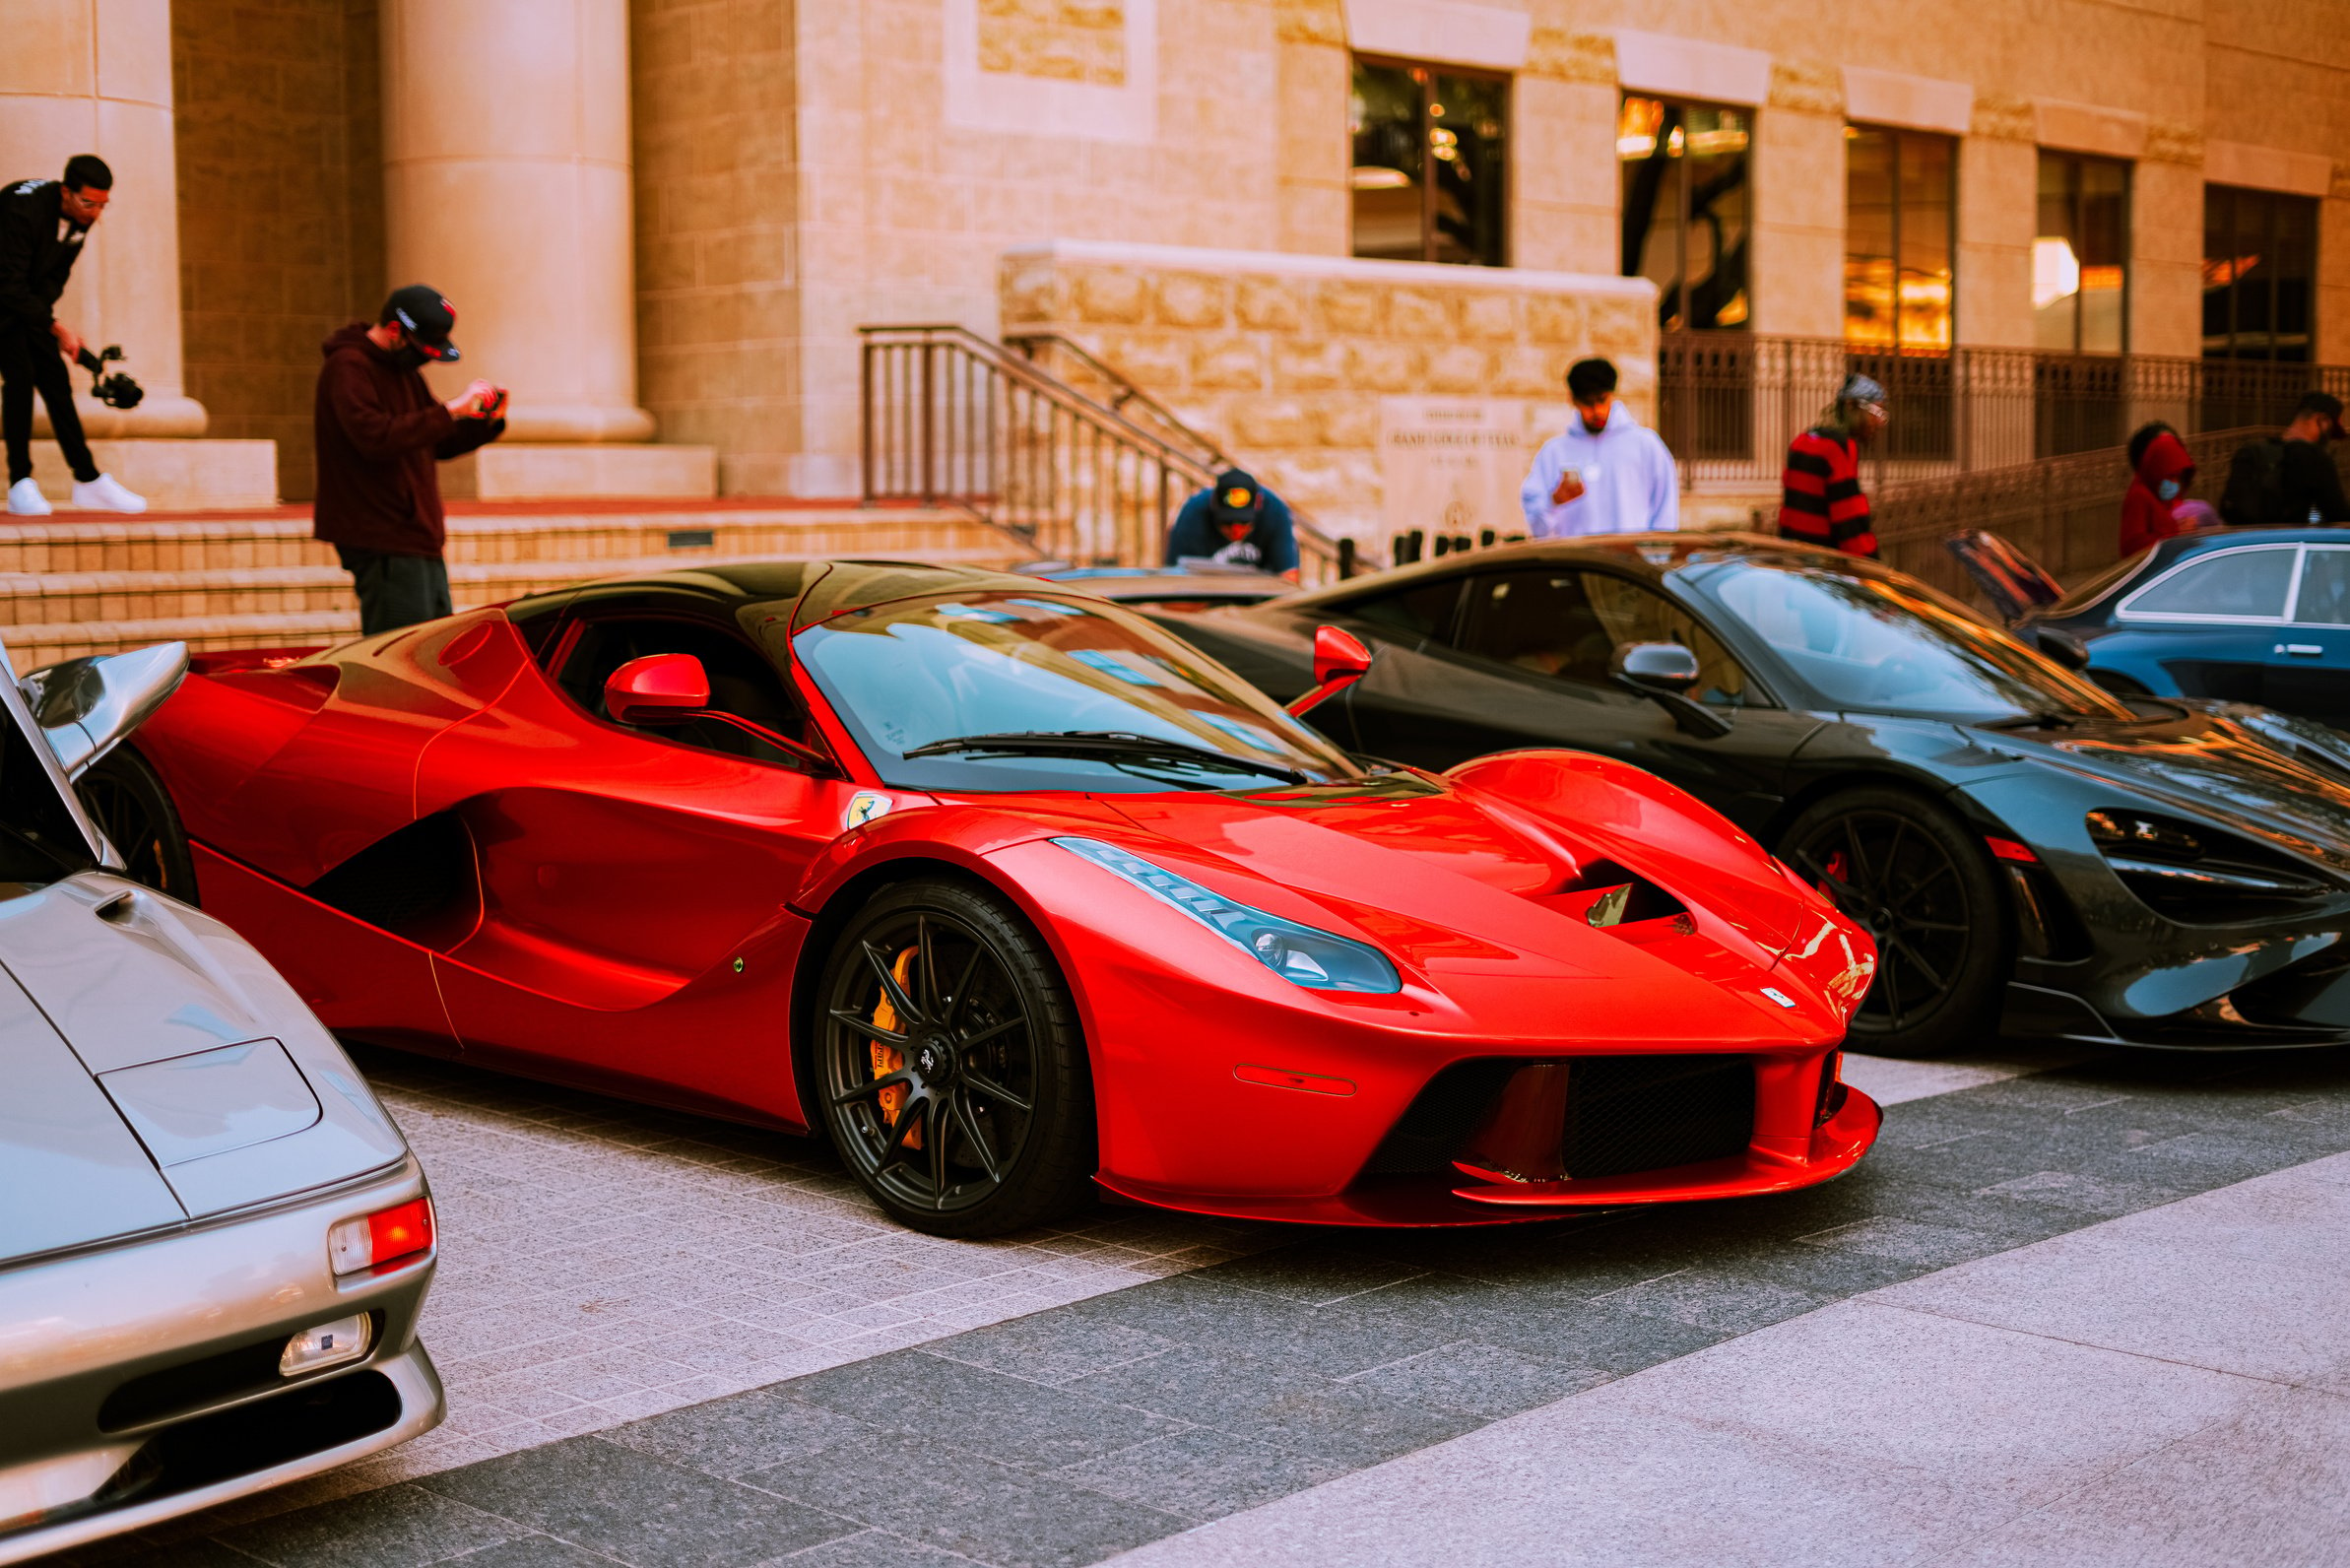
[
  {"xmin": 545, "ymin": 606, "xmax": 832, "ymax": 773},
  {"xmin": 1842, "ymin": 122, "xmax": 1958, "ymax": 351},
  {"xmin": 2035, "ymin": 148, "xmax": 2133, "ymax": 356},
  {"xmin": 1617, "ymin": 92, "xmax": 1754, "ymax": 333},
  {"xmin": 1448, "ymin": 561, "xmax": 1770, "ymax": 707},
  {"xmin": 2202, "ymin": 183, "xmax": 2320, "ymax": 363},
  {"xmin": 2114, "ymin": 543, "xmax": 2305, "ymax": 625},
  {"xmin": 1349, "ymin": 53, "xmax": 1512, "ymax": 268}
]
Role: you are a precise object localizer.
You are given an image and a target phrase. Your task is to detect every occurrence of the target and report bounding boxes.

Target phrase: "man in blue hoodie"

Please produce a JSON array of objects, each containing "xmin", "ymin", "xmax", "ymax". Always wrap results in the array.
[{"xmin": 1518, "ymin": 358, "xmax": 1678, "ymax": 537}]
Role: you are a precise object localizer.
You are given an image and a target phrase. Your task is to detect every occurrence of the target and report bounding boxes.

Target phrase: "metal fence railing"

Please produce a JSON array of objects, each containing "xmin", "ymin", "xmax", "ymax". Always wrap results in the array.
[
  {"xmin": 860, "ymin": 324, "xmax": 1362, "ymax": 584},
  {"xmin": 1873, "ymin": 426, "xmax": 2350, "ymax": 609},
  {"xmin": 1659, "ymin": 333, "xmax": 2350, "ymax": 490}
]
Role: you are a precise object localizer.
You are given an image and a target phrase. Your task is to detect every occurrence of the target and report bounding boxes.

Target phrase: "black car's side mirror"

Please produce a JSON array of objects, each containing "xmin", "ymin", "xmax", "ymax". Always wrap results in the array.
[
  {"xmin": 1609, "ymin": 641, "xmax": 1731, "ymax": 739},
  {"xmin": 2034, "ymin": 626, "xmax": 2092, "ymax": 671}
]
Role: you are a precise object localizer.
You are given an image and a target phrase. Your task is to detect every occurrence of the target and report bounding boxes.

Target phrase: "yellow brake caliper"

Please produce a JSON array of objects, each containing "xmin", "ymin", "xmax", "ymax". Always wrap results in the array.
[{"xmin": 871, "ymin": 947, "xmax": 922, "ymax": 1149}]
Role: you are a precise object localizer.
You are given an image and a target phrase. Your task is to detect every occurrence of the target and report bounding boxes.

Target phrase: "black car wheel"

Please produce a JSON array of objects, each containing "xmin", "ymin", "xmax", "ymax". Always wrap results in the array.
[
  {"xmin": 76, "ymin": 746, "xmax": 198, "ymax": 902},
  {"xmin": 816, "ymin": 879, "xmax": 1094, "ymax": 1236},
  {"xmin": 1780, "ymin": 788, "xmax": 2008, "ymax": 1058}
]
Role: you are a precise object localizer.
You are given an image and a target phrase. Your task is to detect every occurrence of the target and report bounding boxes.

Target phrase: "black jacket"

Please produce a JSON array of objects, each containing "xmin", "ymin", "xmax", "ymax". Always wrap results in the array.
[
  {"xmin": 0, "ymin": 179, "xmax": 88, "ymax": 333},
  {"xmin": 2280, "ymin": 438, "xmax": 2350, "ymax": 526},
  {"xmin": 313, "ymin": 323, "xmax": 505, "ymax": 557}
]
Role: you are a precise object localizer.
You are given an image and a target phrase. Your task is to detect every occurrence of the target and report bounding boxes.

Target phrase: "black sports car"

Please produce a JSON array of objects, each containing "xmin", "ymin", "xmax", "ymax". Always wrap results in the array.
[{"xmin": 1161, "ymin": 533, "xmax": 2350, "ymax": 1056}]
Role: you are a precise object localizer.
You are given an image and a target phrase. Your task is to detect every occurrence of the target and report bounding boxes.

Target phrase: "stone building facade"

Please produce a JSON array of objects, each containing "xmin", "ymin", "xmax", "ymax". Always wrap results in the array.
[{"xmin": 7, "ymin": 0, "xmax": 2349, "ymax": 542}]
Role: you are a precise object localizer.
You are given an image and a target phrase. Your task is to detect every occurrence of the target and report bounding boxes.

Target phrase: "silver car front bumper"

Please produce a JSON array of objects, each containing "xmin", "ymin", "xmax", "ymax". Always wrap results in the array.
[{"xmin": 0, "ymin": 1156, "xmax": 443, "ymax": 1563}]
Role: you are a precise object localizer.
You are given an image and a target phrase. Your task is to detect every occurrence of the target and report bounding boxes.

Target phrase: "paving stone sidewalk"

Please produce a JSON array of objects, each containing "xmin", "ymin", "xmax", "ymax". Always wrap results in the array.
[{"xmin": 56, "ymin": 1044, "xmax": 2350, "ymax": 1568}]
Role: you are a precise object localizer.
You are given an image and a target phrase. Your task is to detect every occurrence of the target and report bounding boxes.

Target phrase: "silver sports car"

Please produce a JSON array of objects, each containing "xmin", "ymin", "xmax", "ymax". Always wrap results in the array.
[{"xmin": 0, "ymin": 641, "xmax": 441, "ymax": 1563}]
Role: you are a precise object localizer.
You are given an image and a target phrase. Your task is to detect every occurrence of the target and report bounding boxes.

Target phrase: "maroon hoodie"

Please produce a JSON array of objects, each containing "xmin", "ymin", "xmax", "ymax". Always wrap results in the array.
[{"xmin": 312, "ymin": 322, "xmax": 504, "ymax": 556}]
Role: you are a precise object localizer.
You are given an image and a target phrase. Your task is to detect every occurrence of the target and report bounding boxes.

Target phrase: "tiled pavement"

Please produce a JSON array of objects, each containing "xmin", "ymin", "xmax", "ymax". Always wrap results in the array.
[
  {"xmin": 176, "ymin": 1049, "xmax": 1274, "ymax": 1526},
  {"xmin": 52, "ymin": 1040, "xmax": 2350, "ymax": 1568}
]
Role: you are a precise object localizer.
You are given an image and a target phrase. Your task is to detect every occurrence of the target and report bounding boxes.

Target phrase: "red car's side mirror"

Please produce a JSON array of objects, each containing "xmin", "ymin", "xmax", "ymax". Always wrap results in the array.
[
  {"xmin": 1286, "ymin": 625, "xmax": 1374, "ymax": 719},
  {"xmin": 606, "ymin": 652, "xmax": 708, "ymax": 726}
]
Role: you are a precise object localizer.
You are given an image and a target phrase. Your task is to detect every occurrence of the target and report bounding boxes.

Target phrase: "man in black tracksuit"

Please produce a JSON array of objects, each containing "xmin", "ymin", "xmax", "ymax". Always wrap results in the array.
[{"xmin": 0, "ymin": 154, "xmax": 144, "ymax": 515}]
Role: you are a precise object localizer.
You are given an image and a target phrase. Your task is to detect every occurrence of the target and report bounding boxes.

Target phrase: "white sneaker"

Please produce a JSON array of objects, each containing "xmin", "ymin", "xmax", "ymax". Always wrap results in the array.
[
  {"xmin": 6, "ymin": 478, "xmax": 50, "ymax": 516},
  {"xmin": 72, "ymin": 473, "xmax": 146, "ymax": 513}
]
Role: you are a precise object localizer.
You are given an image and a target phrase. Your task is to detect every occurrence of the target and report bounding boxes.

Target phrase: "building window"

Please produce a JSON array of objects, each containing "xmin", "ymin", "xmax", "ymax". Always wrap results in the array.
[
  {"xmin": 1349, "ymin": 58, "xmax": 1508, "ymax": 267},
  {"xmin": 1619, "ymin": 97, "xmax": 1750, "ymax": 332},
  {"xmin": 2034, "ymin": 151, "xmax": 2129, "ymax": 355},
  {"xmin": 2203, "ymin": 185, "xmax": 2317, "ymax": 361},
  {"xmin": 1844, "ymin": 126, "xmax": 1954, "ymax": 351}
]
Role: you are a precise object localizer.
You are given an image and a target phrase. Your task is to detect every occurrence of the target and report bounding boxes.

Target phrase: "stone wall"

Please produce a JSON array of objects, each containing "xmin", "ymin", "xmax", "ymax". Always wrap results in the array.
[
  {"xmin": 171, "ymin": 0, "xmax": 383, "ymax": 502},
  {"xmin": 630, "ymin": 0, "xmax": 799, "ymax": 494},
  {"xmin": 1001, "ymin": 241, "xmax": 1655, "ymax": 546}
]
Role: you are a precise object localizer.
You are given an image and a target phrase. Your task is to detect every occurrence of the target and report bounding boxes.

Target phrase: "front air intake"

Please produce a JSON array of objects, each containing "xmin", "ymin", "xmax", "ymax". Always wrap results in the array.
[{"xmin": 1361, "ymin": 1054, "xmax": 1754, "ymax": 1181}]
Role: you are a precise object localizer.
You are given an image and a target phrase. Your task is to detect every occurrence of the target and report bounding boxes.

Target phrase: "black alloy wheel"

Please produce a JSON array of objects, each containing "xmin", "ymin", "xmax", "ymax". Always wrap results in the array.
[
  {"xmin": 816, "ymin": 879, "xmax": 1094, "ymax": 1236},
  {"xmin": 76, "ymin": 746, "xmax": 198, "ymax": 902},
  {"xmin": 1780, "ymin": 787, "xmax": 2008, "ymax": 1058}
]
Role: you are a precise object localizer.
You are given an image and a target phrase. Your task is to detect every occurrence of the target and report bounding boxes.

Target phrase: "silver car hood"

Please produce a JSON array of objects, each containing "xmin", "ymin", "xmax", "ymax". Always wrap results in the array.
[
  {"xmin": 0, "ymin": 971, "xmax": 184, "ymax": 1260},
  {"xmin": 0, "ymin": 874, "xmax": 409, "ymax": 1262}
]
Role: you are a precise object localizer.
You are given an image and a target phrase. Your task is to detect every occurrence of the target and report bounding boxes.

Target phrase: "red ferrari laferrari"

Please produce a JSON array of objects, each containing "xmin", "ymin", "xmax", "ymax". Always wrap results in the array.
[{"xmin": 98, "ymin": 561, "xmax": 1881, "ymax": 1235}]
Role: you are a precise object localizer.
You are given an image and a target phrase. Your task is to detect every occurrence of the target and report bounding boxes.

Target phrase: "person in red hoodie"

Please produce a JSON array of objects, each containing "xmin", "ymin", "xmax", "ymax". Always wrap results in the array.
[
  {"xmin": 2120, "ymin": 422, "xmax": 2198, "ymax": 556},
  {"xmin": 313, "ymin": 285, "xmax": 507, "ymax": 633}
]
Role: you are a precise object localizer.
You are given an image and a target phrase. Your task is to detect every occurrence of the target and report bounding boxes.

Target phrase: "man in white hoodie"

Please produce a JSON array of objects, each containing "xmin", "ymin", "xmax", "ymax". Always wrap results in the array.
[{"xmin": 1518, "ymin": 358, "xmax": 1677, "ymax": 537}]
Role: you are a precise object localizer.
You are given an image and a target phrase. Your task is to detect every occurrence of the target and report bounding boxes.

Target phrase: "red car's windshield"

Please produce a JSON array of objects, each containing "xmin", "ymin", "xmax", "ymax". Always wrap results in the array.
[{"xmin": 793, "ymin": 592, "xmax": 1358, "ymax": 793}]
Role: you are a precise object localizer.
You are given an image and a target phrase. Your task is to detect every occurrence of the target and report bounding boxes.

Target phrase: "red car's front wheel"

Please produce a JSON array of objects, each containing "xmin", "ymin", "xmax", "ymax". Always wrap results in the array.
[{"xmin": 816, "ymin": 879, "xmax": 1096, "ymax": 1236}]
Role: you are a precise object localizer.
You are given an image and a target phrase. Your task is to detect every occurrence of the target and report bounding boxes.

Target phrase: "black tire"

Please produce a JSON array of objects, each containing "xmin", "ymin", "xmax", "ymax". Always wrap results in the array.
[
  {"xmin": 815, "ymin": 879, "xmax": 1094, "ymax": 1236},
  {"xmin": 76, "ymin": 746, "xmax": 198, "ymax": 903},
  {"xmin": 1779, "ymin": 786, "xmax": 2008, "ymax": 1058}
]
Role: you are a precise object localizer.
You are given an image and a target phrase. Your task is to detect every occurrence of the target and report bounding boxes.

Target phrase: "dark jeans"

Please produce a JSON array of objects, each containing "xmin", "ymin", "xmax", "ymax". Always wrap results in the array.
[
  {"xmin": 336, "ymin": 547, "xmax": 452, "ymax": 635},
  {"xmin": 0, "ymin": 323, "xmax": 98, "ymax": 486}
]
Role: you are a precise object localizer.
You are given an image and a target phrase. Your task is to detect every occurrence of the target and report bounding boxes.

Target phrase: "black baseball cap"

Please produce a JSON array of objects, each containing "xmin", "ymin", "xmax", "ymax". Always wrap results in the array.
[
  {"xmin": 1208, "ymin": 468, "xmax": 1264, "ymax": 527},
  {"xmin": 382, "ymin": 284, "xmax": 461, "ymax": 362}
]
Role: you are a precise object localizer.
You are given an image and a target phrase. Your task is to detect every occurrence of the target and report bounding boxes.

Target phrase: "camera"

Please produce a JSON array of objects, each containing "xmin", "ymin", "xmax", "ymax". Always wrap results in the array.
[{"xmin": 74, "ymin": 344, "xmax": 144, "ymax": 410}]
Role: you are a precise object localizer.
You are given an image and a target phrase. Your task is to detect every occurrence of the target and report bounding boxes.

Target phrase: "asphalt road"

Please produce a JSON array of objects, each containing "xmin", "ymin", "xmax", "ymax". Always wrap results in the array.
[{"xmin": 47, "ymin": 1038, "xmax": 2350, "ymax": 1568}]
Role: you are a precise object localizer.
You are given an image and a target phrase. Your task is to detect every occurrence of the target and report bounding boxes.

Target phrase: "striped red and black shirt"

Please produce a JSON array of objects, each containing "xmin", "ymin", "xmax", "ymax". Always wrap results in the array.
[{"xmin": 1778, "ymin": 427, "xmax": 1877, "ymax": 556}]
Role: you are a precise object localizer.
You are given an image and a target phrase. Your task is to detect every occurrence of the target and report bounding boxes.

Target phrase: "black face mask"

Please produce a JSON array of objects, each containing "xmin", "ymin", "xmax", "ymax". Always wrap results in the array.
[{"xmin": 385, "ymin": 343, "xmax": 430, "ymax": 372}]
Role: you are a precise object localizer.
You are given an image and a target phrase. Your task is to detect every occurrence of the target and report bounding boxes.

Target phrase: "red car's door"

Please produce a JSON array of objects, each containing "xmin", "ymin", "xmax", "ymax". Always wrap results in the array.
[{"xmin": 415, "ymin": 604, "xmax": 860, "ymax": 1124}]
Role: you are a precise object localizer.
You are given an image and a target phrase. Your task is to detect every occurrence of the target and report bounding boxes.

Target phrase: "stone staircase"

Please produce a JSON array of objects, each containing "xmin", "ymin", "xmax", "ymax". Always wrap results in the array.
[{"xmin": 0, "ymin": 502, "xmax": 1028, "ymax": 663}]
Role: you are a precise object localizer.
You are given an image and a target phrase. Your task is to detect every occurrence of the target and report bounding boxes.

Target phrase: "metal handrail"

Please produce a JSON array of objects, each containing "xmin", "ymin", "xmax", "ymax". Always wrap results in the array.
[
  {"xmin": 860, "ymin": 323, "xmax": 1363, "ymax": 583},
  {"xmin": 1004, "ymin": 331, "xmax": 1236, "ymax": 471}
]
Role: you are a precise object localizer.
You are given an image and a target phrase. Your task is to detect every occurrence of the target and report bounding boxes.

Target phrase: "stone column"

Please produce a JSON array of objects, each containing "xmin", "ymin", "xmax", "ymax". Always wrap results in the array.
[
  {"xmin": 1273, "ymin": 0, "xmax": 1348, "ymax": 256},
  {"xmin": 380, "ymin": 0, "xmax": 654, "ymax": 443},
  {"xmin": 1511, "ymin": 33, "xmax": 1619, "ymax": 276},
  {"xmin": 1748, "ymin": 61, "xmax": 1845, "ymax": 340},
  {"xmin": 1954, "ymin": 99, "xmax": 2039, "ymax": 351},
  {"xmin": 0, "ymin": 0, "xmax": 205, "ymax": 437}
]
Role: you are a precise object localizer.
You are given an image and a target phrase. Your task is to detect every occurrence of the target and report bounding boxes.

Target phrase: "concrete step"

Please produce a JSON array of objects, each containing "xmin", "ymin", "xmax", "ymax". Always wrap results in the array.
[
  {"xmin": 0, "ymin": 546, "xmax": 1021, "ymax": 628},
  {"xmin": 0, "ymin": 504, "xmax": 1013, "ymax": 574},
  {"xmin": 0, "ymin": 502, "xmax": 1035, "ymax": 661}
]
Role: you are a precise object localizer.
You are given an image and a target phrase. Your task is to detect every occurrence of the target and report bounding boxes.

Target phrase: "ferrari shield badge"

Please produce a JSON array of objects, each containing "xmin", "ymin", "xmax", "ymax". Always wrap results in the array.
[{"xmin": 843, "ymin": 792, "xmax": 893, "ymax": 831}]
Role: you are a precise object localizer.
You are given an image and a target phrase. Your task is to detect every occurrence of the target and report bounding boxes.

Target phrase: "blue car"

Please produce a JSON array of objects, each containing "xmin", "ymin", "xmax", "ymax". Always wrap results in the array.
[{"xmin": 1955, "ymin": 527, "xmax": 2350, "ymax": 729}]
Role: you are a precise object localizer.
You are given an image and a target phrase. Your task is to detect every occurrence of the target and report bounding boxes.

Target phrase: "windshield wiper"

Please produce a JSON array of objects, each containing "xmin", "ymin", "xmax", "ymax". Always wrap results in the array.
[{"xmin": 902, "ymin": 730, "xmax": 1310, "ymax": 783}]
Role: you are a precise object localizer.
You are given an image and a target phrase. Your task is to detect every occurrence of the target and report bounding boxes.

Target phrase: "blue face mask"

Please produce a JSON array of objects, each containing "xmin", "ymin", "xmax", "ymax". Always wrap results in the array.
[{"xmin": 2157, "ymin": 479, "xmax": 2182, "ymax": 501}]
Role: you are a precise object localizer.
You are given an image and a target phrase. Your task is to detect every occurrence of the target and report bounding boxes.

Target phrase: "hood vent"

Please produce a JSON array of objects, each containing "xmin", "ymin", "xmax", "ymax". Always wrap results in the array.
[{"xmin": 1540, "ymin": 859, "xmax": 1688, "ymax": 931}]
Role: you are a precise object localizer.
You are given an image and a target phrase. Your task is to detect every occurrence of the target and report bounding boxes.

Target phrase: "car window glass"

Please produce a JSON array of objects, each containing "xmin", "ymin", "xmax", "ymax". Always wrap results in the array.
[
  {"xmin": 2294, "ymin": 551, "xmax": 2350, "ymax": 625},
  {"xmin": 1457, "ymin": 569, "xmax": 1752, "ymax": 705},
  {"xmin": 556, "ymin": 616, "xmax": 813, "ymax": 767},
  {"xmin": 1339, "ymin": 575, "xmax": 1464, "ymax": 641},
  {"xmin": 2123, "ymin": 548, "xmax": 2296, "ymax": 620},
  {"xmin": 1704, "ymin": 559, "xmax": 2131, "ymax": 721},
  {"xmin": 0, "ymin": 705, "xmax": 92, "ymax": 882},
  {"xmin": 793, "ymin": 592, "xmax": 1355, "ymax": 793}
]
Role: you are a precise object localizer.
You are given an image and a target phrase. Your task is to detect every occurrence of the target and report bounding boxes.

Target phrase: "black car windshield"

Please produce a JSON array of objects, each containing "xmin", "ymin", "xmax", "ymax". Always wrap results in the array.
[
  {"xmin": 793, "ymin": 592, "xmax": 1359, "ymax": 793},
  {"xmin": 1692, "ymin": 557, "xmax": 2133, "ymax": 723}
]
